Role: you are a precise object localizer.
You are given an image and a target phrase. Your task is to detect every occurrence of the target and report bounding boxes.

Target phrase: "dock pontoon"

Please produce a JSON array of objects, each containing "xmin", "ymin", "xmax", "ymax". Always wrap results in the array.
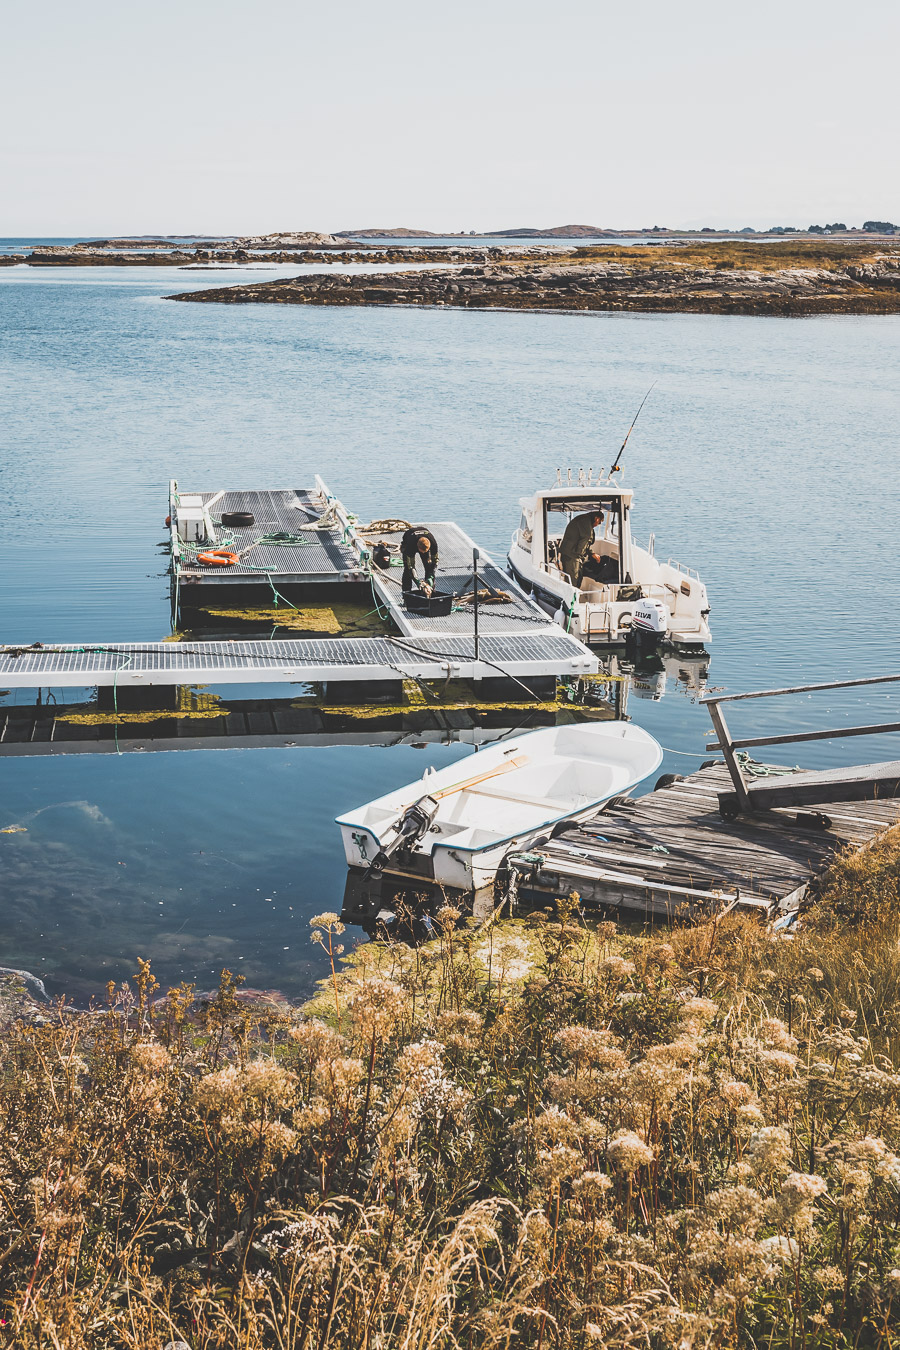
[{"xmin": 165, "ymin": 477, "xmax": 600, "ymax": 689}]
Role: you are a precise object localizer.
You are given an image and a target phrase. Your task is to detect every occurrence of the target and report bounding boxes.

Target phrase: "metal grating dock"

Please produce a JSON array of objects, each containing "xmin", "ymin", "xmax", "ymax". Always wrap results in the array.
[
  {"xmin": 173, "ymin": 486, "xmax": 363, "ymax": 585},
  {"xmin": 0, "ymin": 633, "xmax": 597, "ymax": 689},
  {"xmin": 372, "ymin": 520, "xmax": 561, "ymax": 639}
]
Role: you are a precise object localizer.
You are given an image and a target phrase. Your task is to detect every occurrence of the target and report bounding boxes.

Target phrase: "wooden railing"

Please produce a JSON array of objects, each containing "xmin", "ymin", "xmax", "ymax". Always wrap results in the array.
[{"xmin": 701, "ymin": 674, "xmax": 900, "ymax": 812}]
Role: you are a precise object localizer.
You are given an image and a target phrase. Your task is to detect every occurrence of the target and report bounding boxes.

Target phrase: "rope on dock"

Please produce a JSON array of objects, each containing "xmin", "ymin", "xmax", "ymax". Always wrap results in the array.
[
  {"xmin": 355, "ymin": 519, "xmax": 413, "ymax": 535},
  {"xmin": 737, "ymin": 751, "xmax": 800, "ymax": 776}
]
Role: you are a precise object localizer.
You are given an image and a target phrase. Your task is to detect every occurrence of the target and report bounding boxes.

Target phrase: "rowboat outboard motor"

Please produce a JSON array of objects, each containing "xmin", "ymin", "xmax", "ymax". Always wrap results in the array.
[{"xmin": 365, "ymin": 795, "xmax": 440, "ymax": 878}]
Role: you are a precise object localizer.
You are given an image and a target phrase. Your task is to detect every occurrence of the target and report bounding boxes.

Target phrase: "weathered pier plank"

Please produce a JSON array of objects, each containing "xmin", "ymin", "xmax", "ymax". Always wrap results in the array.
[
  {"xmin": 522, "ymin": 763, "xmax": 900, "ymax": 919},
  {"xmin": 719, "ymin": 760, "xmax": 900, "ymax": 813}
]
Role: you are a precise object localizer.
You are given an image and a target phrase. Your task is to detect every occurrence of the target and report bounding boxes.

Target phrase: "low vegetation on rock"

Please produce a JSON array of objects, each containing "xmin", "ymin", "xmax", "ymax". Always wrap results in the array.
[
  {"xmin": 3, "ymin": 828, "xmax": 900, "ymax": 1347},
  {"xmin": 170, "ymin": 239, "xmax": 900, "ymax": 316}
]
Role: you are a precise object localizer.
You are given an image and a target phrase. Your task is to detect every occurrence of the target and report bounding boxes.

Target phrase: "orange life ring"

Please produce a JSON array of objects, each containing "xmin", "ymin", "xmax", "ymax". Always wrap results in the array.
[{"xmin": 196, "ymin": 549, "xmax": 239, "ymax": 567}]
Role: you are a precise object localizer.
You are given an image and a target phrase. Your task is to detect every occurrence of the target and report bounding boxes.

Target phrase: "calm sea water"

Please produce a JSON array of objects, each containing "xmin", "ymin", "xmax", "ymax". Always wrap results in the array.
[{"xmin": 1, "ymin": 253, "xmax": 898, "ymax": 1001}]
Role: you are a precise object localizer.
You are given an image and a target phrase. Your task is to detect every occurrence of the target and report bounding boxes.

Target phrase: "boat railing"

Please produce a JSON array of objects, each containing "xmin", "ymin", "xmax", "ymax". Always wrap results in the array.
[
  {"xmin": 168, "ymin": 481, "xmax": 181, "ymax": 569},
  {"xmin": 666, "ymin": 558, "xmax": 701, "ymax": 580},
  {"xmin": 314, "ymin": 474, "xmax": 369, "ymax": 567},
  {"xmin": 702, "ymin": 673, "xmax": 900, "ymax": 813}
]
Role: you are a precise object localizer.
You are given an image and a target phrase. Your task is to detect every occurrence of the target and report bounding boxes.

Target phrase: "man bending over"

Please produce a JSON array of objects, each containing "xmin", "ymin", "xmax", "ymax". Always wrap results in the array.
[{"xmin": 400, "ymin": 527, "xmax": 439, "ymax": 596}]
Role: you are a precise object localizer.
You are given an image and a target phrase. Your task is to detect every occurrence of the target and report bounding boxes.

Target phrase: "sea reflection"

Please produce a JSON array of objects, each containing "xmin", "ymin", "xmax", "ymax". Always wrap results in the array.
[{"xmin": 0, "ymin": 650, "xmax": 708, "ymax": 1003}]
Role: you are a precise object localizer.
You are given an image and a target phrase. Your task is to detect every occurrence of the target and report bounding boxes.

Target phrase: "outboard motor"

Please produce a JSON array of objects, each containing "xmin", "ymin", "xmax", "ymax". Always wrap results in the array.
[
  {"xmin": 365, "ymin": 795, "xmax": 440, "ymax": 878},
  {"xmin": 631, "ymin": 597, "xmax": 669, "ymax": 640}
]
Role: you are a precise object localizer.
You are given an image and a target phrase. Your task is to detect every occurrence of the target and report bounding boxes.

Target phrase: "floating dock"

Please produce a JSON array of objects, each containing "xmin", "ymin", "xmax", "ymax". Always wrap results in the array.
[
  {"xmin": 367, "ymin": 519, "xmax": 554, "ymax": 643},
  {"xmin": 168, "ymin": 477, "xmax": 570, "ymax": 648},
  {"xmin": 1, "ymin": 478, "xmax": 599, "ymax": 696},
  {"xmin": 0, "ymin": 632, "xmax": 596, "ymax": 693},
  {"xmin": 171, "ymin": 483, "xmax": 366, "ymax": 593},
  {"xmin": 519, "ymin": 760, "xmax": 900, "ymax": 918}
]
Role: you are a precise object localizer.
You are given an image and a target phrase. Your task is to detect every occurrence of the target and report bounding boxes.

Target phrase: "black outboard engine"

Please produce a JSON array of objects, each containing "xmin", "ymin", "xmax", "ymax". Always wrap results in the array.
[{"xmin": 365, "ymin": 795, "xmax": 440, "ymax": 878}]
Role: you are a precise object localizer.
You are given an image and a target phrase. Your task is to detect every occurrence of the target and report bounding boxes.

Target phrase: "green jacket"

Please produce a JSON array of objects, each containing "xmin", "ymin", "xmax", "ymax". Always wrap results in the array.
[{"xmin": 560, "ymin": 512, "xmax": 597, "ymax": 566}]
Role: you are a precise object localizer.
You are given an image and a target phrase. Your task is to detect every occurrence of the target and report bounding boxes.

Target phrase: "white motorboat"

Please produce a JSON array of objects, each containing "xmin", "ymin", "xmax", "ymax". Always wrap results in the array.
[
  {"xmin": 507, "ymin": 473, "xmax": 711, "ymax": 651},
  {"xmin": 336, "ymin": 721, "xmax": 662, "ymax": 892}
]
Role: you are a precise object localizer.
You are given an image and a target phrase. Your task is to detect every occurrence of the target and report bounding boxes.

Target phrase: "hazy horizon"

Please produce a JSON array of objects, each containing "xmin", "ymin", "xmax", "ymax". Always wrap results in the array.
[{"xmin": 2, "ymin": 0, "xmax": 897, "ymax": 236}]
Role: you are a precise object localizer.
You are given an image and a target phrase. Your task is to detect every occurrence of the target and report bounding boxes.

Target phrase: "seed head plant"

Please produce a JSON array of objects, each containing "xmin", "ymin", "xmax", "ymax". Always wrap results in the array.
[{"xmin": 2, "ymin": 831, "xmax": 900, "ymax": 1345}]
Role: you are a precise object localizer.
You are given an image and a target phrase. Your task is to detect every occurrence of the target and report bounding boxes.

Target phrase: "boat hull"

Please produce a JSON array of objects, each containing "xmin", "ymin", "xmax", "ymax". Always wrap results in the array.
[
  {"xmin": 340, "ymin": 801, "xmax": 599, "ymax": 892},
  {"xmin": 336, "ymin": 722, "xmax": 664, "ymax": 894},
  {"xmin": 506, "ymin": 555, "xmax": 710, "ymax": 653}
]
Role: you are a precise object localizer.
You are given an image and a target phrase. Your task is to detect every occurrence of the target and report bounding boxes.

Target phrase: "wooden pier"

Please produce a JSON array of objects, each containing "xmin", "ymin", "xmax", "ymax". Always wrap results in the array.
[
  {"xmin": 703, "ymin": 675, "xmax": 900, "ymax": 816},
  {"xmin": 519, "ymin": 760, "xmax": 900, "ymax": 919}
]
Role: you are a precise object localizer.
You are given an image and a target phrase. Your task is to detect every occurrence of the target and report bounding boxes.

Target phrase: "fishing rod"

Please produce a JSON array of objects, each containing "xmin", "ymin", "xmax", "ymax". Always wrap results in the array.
[{"xmin": 609, "ymin": 382, "xmax": 656, "ymax": 474}]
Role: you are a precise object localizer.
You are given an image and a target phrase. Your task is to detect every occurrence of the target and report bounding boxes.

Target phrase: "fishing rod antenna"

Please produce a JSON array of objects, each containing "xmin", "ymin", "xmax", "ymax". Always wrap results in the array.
[{"xmin": 609, "ymin": 382, "xmax": 657, "ymax": 476}]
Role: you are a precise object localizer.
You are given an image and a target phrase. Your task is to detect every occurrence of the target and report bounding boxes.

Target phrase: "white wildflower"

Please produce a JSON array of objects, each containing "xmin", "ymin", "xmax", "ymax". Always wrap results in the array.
[{"xmin": 607, "ymin": 1129, "xmax": 654, "ymax": 1175}]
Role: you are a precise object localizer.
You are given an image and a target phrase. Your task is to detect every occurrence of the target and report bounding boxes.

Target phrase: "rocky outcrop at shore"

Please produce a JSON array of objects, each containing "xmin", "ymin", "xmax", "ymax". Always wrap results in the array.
[
  {"xmin": 27, "ymin": 248, "xmax": 199, "ymax": 266},
  {"xmin": 231, "ymin": 230, "xmax": 354, "ymax": 249},
  {"xmin": 0, "ymin": 969, "xmax": 50, "ymax": 1027},
  {"xmin": 17, "ymin": 243, "xmax": 549, "ymax": 268},
  {"xmin": 337, "ymin": 227, "xmax": 438, "ymax": 238},
  {"xmin": 11, "ymin": 235, "xmax": 900, "ymax": 315},
  {"xmin": 168, "ymin": 246, "xmax": 900, "ymax": 316}
]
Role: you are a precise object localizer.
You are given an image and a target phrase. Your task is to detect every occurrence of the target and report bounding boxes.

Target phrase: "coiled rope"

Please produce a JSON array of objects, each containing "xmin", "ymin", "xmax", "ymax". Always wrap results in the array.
[{"xmin": 737, "ymin": 751, "xmax": 800, "ymax": 777}]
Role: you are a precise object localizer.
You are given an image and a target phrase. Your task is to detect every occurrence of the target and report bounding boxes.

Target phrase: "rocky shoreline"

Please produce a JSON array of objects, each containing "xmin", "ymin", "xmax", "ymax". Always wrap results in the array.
[
  {"xmin": 0, "ymin": 242, "xmax": 536, "ymax": 268},
  {"xmin": 168, "ymin": 241, "xmax": 900, "ymax": 317},
  {"xmin": 5, "ymin": 236, "xmax": 900, "ymax": 315},
  {"xmin": 0, "ymin": 968, "xmax": 52, "ymax": 1027}
]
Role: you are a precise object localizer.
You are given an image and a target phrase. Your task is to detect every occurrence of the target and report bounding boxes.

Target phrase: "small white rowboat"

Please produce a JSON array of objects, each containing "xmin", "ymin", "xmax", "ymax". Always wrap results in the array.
[{"xmin": 336, "ymin": 722, "xmax": 663, "ymax": 892}]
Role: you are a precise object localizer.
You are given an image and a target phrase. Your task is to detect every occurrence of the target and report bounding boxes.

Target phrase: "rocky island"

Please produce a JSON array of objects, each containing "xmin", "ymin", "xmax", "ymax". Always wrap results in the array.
[
  {"xmin": 169, "ymin": 239, "xmax": 900, "ymax": 317},
  {"xmin": 4, "ymin": 232, "xmax": 900, "ymax": 315}
]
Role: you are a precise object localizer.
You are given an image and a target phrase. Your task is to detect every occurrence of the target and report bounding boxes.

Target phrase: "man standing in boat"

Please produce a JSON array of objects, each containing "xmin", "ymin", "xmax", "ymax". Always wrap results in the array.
[
  {"xmin": 560, "ymin": 509, "xmax": 602, "ymax": 587},
  {"xmin": 400, "ymin": 526, "xmax": 439, "ymax": 596}
]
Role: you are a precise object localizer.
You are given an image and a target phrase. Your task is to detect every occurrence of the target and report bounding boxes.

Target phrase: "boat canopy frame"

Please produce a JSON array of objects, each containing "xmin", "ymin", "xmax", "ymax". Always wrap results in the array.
[{"xmin": 541, "ymin": 493, "xmax": 631, "ymax": 587}]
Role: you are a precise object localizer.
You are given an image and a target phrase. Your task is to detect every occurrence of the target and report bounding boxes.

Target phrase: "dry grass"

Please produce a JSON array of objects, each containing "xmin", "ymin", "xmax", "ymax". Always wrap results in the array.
[
  {"xmin": 3, "ymin": 837, "xmax": 900, "ymax": 1347},
  {"xmin": 521, "ymin": 239, "xmax": 900, "ymax": 275}
]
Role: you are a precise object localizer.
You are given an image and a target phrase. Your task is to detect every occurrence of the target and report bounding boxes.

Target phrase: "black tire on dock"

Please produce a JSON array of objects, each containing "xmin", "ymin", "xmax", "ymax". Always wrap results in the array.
[
  {"xmin": 654, "ymin": 773, "xmax": 685, "ymax": 791},
  {"xmin": 221, "ymin": 511, "xmax": 255, "ymax": 527}
]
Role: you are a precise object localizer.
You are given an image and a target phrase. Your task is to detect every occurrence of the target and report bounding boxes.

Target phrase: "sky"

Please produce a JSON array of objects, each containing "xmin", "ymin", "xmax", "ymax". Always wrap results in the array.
[{"xmin": 2, "ymin": 0, "xmax": 898, "ymax": 235}]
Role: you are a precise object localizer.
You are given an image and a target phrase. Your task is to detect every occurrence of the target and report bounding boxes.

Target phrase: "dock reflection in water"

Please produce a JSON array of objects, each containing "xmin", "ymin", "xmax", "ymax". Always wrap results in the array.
[
  {"xmin": 0, "ymin": 679, "xmax": 610, "ymax": 1002},
  {"xmin": 0, "ymin": 637, "xmax": 708, "ymax": 1002}
]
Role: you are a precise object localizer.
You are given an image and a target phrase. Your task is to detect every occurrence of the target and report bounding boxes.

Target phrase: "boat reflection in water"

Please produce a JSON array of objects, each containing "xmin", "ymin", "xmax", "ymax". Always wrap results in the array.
[{"xmin": 562, "ymin": 649, "xmax": 710, "ymax": 713}]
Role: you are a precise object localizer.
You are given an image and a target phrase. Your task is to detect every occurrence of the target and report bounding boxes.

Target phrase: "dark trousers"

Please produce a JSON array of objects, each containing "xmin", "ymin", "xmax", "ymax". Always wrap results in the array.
[{"xmin": 401, "ymin": 556, "xmax": 436, "ymax": 593}]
